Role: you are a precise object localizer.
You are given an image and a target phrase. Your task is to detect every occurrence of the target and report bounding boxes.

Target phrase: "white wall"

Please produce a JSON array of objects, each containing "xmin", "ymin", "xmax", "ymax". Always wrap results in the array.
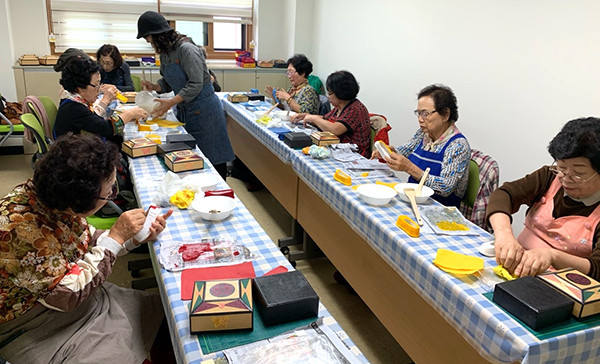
[
  {"xmin": 308, "ymin": 0, "xmax": 600, "ymax": 230},
  {"xmin": 0, "ymin": 0, "xmax": 16, "ymax": 101}
]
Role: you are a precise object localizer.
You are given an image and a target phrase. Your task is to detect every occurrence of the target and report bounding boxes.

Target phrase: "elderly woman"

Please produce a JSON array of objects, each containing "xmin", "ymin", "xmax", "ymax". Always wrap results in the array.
[
  {"xmin": 266, "ymin": 54, "xmax": 319, "ymax": 115},
  {"xmin": 292, "ymin": 70, "xmax": 371, "ymax": 157},
  {"xmin": 137, "ymin": 11, "xmax": 234, "ymax": 180},
  {"xmin": 97, "ymin": 44, "xmax": 135, "ymax": 92},
  {"xmin": 0, "ymin": 134, "xmax": 174, "ymax": 363},
  {"xmin": 488, "ymin": 117, "xmax": 600, "ymax": 280},
  {"xmin": 374, "ymin": 84, "xmax": 470, "ymax": 208},
  {"xmin": 53, "ymin": 54, "xmax": 147, "ymax": 143}
]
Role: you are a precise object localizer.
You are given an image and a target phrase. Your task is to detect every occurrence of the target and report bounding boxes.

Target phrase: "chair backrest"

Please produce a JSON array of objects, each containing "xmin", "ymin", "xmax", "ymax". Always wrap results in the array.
[
  {"xmin": 131, "ymin": 74, "xmax": 142, "ymax": 92},
  {"xmin": 20, "ymin": 113, "xmax": 48, "ymax": 155},
  {"xmin": 318, "ymin": 94, "xmax": 331, "ymax": 116},
  {"xmin": 462, "ymin": 160, "xmax": 480, "ymax": 208},
  {"xmin": 459, "ymin": 149, "xmax": 499, "ymax": 232},
  {"xmin": 39, "ymin": 96, "xmax": 58, "ymax": 135}
]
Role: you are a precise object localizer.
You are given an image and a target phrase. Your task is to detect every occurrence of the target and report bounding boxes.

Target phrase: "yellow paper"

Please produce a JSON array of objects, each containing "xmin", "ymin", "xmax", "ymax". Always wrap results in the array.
[
  {"xmin": 493, "ymin": 265, "xmax": 518, "ymax": 281},
  {"xmin": 433, "ymin": 249, "xmax": 484, "ymax": 275},
  {"xmin": 170, "ymin": 189, "xmax": 195, "ymax": 209},
  {"xmin": 146, "ymin": 118, "xmax": 184, "ymax": 128},
  {"xmin": 375, "ymin": 180, "xmax": 397, "ymax": 189}
]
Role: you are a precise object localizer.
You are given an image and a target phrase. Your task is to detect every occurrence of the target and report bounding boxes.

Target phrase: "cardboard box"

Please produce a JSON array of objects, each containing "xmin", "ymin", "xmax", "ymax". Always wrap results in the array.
[
  {"xmin": 121, "ymin": 138, "xmax": 158, "ymax": 158},
  {"xmin": 157, "ymin": 142, "xmax": 191, "ymax": 157},
  {"xmin": 164, "ymin": 150, "xmax": 204, "ymax": 172},
  {"xmin": 538, "ymin": 268, "xmax": 600, "ymax": 319},
  {"xmin": 39, "ymin": 55, "xmax": 59, "ymax": 66},
  {"xmin": 310, "ymin": 131, "xmax": 340, "ymax": 146},
  {"xmin": 227, "ymin": 93, "xmax": 249, "ymax": 103},
  {"xmin": 189, "ymin": 278, "xmax": 253, "ymax": 333},
  {"xmin": 283, "ymin": 132, "xmax": 312, "ymax": 149},
  {"xmin": 492, "ymin": 276, "xmax": 573, "ymax": 330},
  {"xmin": 166, "ymin": 134, "xmax": 196, "ymax": 149},
  {"xmin": 253, "ymin": 270, "xmax": 319, "ymax": 326}
]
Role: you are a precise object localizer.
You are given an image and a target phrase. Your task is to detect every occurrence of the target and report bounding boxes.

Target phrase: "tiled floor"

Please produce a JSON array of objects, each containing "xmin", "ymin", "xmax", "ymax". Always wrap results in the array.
[{"xmin": 0, "ymin": 152, "xmax": 412, "ymax": 364}]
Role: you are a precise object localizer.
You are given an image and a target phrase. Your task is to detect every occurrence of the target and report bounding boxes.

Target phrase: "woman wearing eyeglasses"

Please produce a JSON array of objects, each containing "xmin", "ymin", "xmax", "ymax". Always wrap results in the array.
[
  {"xmin": 0, "ymin": 134, "xmax": 175, "ymax": 363},
  {"xmin": 54, "ymin": 54, "xmax": 147, "ymax": 144},
  {"xmin": 373, "ymin": 84, "xmax": 471, "ymax": 207},
  {"xmin": 97, "ymin": 44, "xmax": 135, "ymax": 92},
  {"xmin": 265, "ymin": 54, "xmax": 319, "ymax": 115},
  {"xmin": 487, "ymin": 117, "xmax": 600, "ymax": 280}
]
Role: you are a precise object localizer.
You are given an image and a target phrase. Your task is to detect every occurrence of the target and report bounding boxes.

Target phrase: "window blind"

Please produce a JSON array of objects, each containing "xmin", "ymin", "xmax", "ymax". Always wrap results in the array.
[{"xmin": 160, "ymin": 0, "xmax": 253, "ymax": 24}]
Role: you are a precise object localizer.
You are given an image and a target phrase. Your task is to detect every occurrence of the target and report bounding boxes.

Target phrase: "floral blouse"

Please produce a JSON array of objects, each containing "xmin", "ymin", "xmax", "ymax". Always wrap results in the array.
[
  {"xmin": 283, "ymin": 84, "xmax": 319, "ymax": 115},
  {"xmin": 0, "ymin": 180, "xmax": 124, "ymax": 323}
]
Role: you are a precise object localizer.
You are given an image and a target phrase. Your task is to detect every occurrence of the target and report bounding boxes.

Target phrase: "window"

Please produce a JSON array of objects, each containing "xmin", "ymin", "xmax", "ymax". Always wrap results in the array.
[{"xmin": 46, "ymin": 0, "xmax": 253, "ymax": 58}]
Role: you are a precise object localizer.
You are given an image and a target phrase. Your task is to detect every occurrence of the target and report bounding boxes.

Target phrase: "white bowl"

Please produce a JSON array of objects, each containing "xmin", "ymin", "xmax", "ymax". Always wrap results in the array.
[
  {"xmin": 395, "ymin": 183, "xmax": 434, "ymax": 204},
  {"xmin": 182, "ymin": 174, "xmax": 220, "ymax": 191},
  {"xmin": 191, "ymin": 196, "xmax": 236, "ymax": 221},
  {"xmin": 356, "ymin": 184, "xmax": 397, "ymax": 206}
]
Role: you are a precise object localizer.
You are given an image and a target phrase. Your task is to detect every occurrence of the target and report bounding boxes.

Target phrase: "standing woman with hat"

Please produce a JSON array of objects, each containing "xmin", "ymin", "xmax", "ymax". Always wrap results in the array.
[{"xmin": 136, "ymin": 11, "xmax": 234, "ymax": 179}]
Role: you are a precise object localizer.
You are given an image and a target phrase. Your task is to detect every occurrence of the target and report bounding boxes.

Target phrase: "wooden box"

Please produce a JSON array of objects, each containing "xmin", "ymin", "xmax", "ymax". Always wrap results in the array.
[
  {"xmin": 166, "ymin": 134, "xmax": 196, "ymax": 149},
  {"xmin": 19, "ymin": 54, "xmax": 39, "ymax": 66},
  {"xmin": 227, "ymin": 93, "xmax": 249, "ymax": 103},
  {"xmin": 189, "ymin": 279, "xmax": 253, "ymax": 333},
  {"xmin": 164, "ymin": 150, "xmax": 204, "ymax": 172},
  {"xmin": 121, "ymin": 138, "xmax": 157, "ymax": 158},
  {"xmin": 310, "ymin": 131, "xmax": 340, "ymax": 146},
  {"xmin": 492, "ymin": 276, "xmax": 573, "ymax": 330},
  {"xmin": 157, "ymin": 142, "xmax": 191, "ymax": 157},
  {"xmin": 538, "ymin": 268, "xmax": 600, "ymax": 319},
  {"xmin": 39, "ymin": 55, "xmax": 59, "ymax": 65},
  {"xmin": 283, "ymin": 132, "xmax": 312, "ymax": 149},
  {"xmin": 253, "ymin": 270, "xmax": 319, "ymax": 326}
]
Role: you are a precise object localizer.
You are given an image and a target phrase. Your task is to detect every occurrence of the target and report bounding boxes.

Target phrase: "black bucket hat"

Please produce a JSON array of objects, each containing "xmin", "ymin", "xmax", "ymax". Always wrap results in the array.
[{"xmin": 137, "ymin": 11, "xmax": 172, "ymax": 39}]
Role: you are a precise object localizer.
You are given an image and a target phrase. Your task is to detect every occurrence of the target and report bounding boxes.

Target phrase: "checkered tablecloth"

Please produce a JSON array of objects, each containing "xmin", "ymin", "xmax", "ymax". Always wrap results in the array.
[
  {"xmin": 219, "ymin": 97, "xmax": 600, "ymax": 363},
  {"xmin": 127, "ymin": 135, "xmax": 368, "ymax": 363}
]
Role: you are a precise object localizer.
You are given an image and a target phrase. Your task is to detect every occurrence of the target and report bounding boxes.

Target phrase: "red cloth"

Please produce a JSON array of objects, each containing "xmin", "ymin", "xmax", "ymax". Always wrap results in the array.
[
  {"xmin": 180, "ymin": 262, "xmax": 256, "ymax": 300},
  {"xmin": 263, "ymin": 265, "xmax": 288, "ymax": 276}
]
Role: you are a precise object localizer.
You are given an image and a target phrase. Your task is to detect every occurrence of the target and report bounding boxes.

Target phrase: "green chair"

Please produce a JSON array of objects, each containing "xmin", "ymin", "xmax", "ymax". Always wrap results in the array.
[
  {"xmin": 462, "ymin": 160, "xmax": 480, "ymax": 208},
  {"xmin": 131, "ymin": 74, "xmax": 142, "ymax": 92},
  {"xmin": 28, "ymin": 96, "xmax": 57, "ymax": 142},
  {"xmin": 20, "ymin": 113, "xmax": 49, "ymax": 168}
]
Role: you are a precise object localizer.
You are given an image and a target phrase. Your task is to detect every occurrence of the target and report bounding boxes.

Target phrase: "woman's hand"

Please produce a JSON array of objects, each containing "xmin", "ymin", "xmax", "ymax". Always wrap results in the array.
[
  {"xmin": 120, "ymin": 107, "xmax": 148, "ymax": 123},
  {"xmin": 276, "ymin": 89, "xmax": 290, "ymax": 102},
  {"xmin": 100, "ymin": 84, "xmax": 118, "ymax": 104},
  {"xmin": 137, "ymin": 209, "xmax": 174, "ymax": 244},
  {"xmin": 513, "ymin": 248, "xmax": 553, "ymax": 277},
  {"xmin": 107, "ymin": 208, "xmax": 147, "ymax": 244},
  {"xmin": 489, "ymin": 213, "xmax": 524, "ymax": 271},
  {"xmin": 265, "ymin": 86, "xmax": 274, "ymax": 97},
  {"xmin": 151, "ymin": 98, "xmax": 174, "ymax": 119},
  {"xmin": 141, "ymin": 81, "xmax": 161, "ymax": 92},
  {"xmin": 291, "ymin": 113, "xmax": 307, "ymax": 124},
  {"xmin": 385, "ymin": 152, "xmax": 411, "ymax": 172}
]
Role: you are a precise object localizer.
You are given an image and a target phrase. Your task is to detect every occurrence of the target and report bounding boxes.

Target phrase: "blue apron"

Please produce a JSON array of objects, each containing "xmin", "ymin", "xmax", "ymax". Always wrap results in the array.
[
  {"xmin": 407, "ymin": 133, "xmax": 465, "ymax": 207},
  {"xmin": 162, "ymin": 52, "xmax": 234, "ymax": 166}
]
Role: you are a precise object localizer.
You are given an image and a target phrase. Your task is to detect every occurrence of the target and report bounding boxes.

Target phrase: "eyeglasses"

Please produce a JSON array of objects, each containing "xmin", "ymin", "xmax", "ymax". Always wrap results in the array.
[
  {"xmin": 549, "ymin": 162, "xmax": 598, "ymax": 184},
  {"xmin": 286, "ymin": 69, "xmax": 297, "ymax": 76},
  {"xmin": 89, "ymin": 82, "xmax": 101, "ymax": 89},
  {"xmin": 98, "ymin": 182, "xmax": 118, "ymax": 201},
  {"xmin": 99, "ymin": 59, "xmax": 114, "ymax": 66},
  {"xmin": 414, "ymin": 109, "xmax": 437, "ymax": 118}
]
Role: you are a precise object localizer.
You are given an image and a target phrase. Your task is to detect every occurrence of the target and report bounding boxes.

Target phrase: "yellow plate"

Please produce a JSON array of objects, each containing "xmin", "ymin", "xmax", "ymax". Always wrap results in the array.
[
  {"xmin": 433, "ymin": 249, "xmax": 484, "ymax": 275},
  {"xmin": 396, "ymin": 215, "xmax": 420, "ymax": 237},
  {"xmin": 333, "ymin": 169, "xmax": 352, "ymax": 186}
]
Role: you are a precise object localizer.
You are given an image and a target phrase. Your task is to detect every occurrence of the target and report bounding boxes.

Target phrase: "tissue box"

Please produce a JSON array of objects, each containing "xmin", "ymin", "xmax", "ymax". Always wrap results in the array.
[
  {"xmin": 310, "ymin": 131, "xmax": 340, "ymax": 146},
  {"xmin": 538, "ymin": 268, "xmax": 600, "ymax": 319},
  {"xmin": 157, "ymin": 142, "xmax": 191, "ymax": 157},
  {"xmin": 283, "ymin": 132, "xmax": 312, "ymax": 149},
  {"xmin": 189, "ymin": 279, "xmax": 253, "ymax": 333},
  {"xmin": 121, "ymin": 138, "xmax": 157, "ymax": 158},
  {"xmin": 252, "ymin": 270, "xmax": 319, "ymax": 326},
  {"xmin": 493, "ymin": 276, "xmax": 573, "ymax": 330},
  {"xmin": 164, "ymin": 150, "xmax": 204, "ymax": 172},
  {"xmin": 166, "ymin": 134, "xmax": 196, "ymax": 149},
  {"xmin": 227, "ymin": 93, "xmax": 249, "ymax": 103}
]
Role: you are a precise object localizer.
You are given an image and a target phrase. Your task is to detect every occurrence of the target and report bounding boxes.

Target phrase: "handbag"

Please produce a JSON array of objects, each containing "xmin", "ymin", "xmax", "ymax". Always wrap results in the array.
[{"xmin": 0, "ymin": 95, "xmax": 22, "ymax": 125}]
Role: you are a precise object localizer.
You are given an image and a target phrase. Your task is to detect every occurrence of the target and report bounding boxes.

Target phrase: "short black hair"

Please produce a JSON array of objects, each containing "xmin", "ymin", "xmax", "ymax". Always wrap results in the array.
[
  {"xmin": 326, "ymin": 70, "xmax": 360, "ymax": 101},
  {"xmin": 59, "ymin": 56, "xmax": 101, "ymax": 93},
  {"xmin": 287, "ymin": 54, "xmax": 312, "ymax": 78},
  {"xmin": 418, "ymin": 84, "xmax": 459, "ymax": 123},
  {"xmin": 548, "ymin": 117, "xmax": 600, "ymax": 172},
  {"xmin": 96, "ymin": 44, "xmax": 123, "ymax": 69},
  {"xmin": 33, "ymin": 134, "xmax": 120, "ymax": 214}
]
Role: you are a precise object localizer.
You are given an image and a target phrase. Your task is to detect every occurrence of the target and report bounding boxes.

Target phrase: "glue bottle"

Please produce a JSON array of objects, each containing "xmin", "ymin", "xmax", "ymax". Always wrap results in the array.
[{"xmin": 134, "ymin": 205, "xmax": 160, "ymax": 242}]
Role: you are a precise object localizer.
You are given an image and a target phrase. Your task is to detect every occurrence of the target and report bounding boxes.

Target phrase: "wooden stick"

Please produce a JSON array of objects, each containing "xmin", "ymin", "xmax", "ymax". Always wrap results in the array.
[{"xmin": 261, "ymin": 103, "xmax": 279, "ymax": 118}]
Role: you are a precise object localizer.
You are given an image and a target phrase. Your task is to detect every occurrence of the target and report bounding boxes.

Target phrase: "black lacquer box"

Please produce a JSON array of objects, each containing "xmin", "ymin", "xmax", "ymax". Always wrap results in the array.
[
  {"xmin": 166, "ymin": 134, "xmax": 197, "ymax": 149},
  {"xmin": 252, "ymin": 270, "xmax": 319, "ymax": 326},
  {"xmin": 493, "ymin": 276, "xmax": 574, "ymax": 330},
  {"xmin": 283, "ymin": 132, "xmax": 312, "ymax": 149}
]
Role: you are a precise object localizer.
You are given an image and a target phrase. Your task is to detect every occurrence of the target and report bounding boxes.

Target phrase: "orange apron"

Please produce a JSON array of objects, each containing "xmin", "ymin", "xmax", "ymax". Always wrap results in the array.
[{"xmin": 517, "ymin": 177, "xmax": 600, "ymax": 257}]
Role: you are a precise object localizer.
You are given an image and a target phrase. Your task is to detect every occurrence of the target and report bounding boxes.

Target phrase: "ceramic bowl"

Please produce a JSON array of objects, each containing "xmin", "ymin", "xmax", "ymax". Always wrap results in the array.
[
  {"xmin": 356, "ymin": 184, "xmax": 397, "ymax": 206},
  {"xmin": 395, "ymin": 183, "xmax": 434, "ymax": 204},
  {"xmin": 184, "ymin": 174, "xmax": 220, "ymax": 191},
  {"xmin": 191, "ymin": 196, "xmax": 236, "ymax": 221}
]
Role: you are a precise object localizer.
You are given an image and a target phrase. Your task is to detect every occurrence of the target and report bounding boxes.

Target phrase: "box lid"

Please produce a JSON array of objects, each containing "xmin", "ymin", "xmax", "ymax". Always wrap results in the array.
[
  {"xmin": 253, "ymin": 270, "xmax": 318, "ymax": 307},
  {"xmin": 190, "ymin": 279, "xmax": 253, "ymax": 315},
  {"xmin": 165, "ymin": 149, "xmax": 202, "ymax": 163},
  {"xmin": 539, "ymin": 268, "xmax": 600, "ymax": 304},
  {"xmin": 123, "ymin": 137, "xmax": 157, "ymax": 148}
]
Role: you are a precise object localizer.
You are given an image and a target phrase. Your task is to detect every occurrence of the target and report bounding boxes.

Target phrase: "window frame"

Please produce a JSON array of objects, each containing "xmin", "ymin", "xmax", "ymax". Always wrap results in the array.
[{"xmin": 45, "ymin": 0, "xmax": 253, "ymax": 59}]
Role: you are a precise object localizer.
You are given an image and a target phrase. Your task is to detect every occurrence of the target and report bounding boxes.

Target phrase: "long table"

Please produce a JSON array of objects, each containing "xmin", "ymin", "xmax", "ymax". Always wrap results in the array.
[
  {"xmin": 123, "ymin": 122, "xmax": 368, "ymax": 363},
  {"xmin": 221, "ymin": 95, "xmax": 600, "ymax": 364}
]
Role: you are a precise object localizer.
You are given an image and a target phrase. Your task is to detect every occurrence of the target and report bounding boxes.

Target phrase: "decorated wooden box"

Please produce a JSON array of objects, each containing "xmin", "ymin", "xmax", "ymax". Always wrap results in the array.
[
  {"xmin": 310, "ymin": 131, "xmax": 340, "ymax": 146},
  {"xmin": 189, "ymin": 278, "xmax": 253, "ymax": 333},
  {"xmin": 164, "ymin": 150, "xmax": 204, "ymax": 172},
  {"xmin": 227, "ymin": 93, "xmax": 249, "ymax": 103},
  {"xmin": 121, "ymin": 138, "xmax": 158, "ymax": 158},
  {"xmin": 538, "ymin": 268, "xmax": 600, "ymax": 319}
]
